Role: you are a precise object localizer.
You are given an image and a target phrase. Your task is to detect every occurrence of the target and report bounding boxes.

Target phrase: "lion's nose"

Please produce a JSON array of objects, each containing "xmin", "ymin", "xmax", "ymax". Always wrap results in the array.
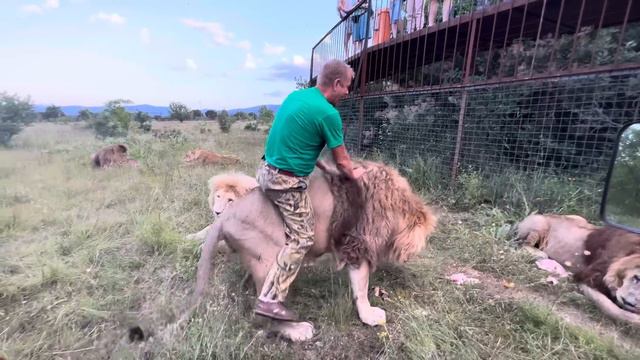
[{"xmin": 214, "ymin": 211, "xmax": 222, "ymax": 216}]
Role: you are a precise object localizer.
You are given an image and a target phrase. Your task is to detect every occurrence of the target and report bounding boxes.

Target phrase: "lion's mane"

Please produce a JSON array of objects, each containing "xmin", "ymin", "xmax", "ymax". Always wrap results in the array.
[{"xmin": 327, "ymin": 160, "xmax": 437, "ymax": 270}]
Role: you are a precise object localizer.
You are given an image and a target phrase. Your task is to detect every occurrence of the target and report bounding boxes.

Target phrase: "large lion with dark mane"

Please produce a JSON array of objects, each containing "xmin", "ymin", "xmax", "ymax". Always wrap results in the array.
[
  {"xmin": 91, "ymin": 144, "xmax": 139, "ymax": 169},
  {"xmin": 191, "ymin": 159, "xmax": 437, "ymax": 341},
  {"xmin": 574, "ymin": 226, "xmax": 640, "ymax": 325}
]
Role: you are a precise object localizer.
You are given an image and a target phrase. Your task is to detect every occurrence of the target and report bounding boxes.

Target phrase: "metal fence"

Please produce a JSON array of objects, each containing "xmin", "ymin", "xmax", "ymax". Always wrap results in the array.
[{"xmin": 311, "ymin": 0, "xmax": 640, "ymax": 215}]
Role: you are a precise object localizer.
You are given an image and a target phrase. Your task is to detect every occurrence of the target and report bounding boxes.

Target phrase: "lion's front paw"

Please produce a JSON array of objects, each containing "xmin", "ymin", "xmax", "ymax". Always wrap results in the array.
[
  {"xmin": 277, "ymin": 321, "xmax": 314, "ymax": 342},
  {"xmin": 358, "ymin": 306, "xmax": 386, "ymax": 326}
]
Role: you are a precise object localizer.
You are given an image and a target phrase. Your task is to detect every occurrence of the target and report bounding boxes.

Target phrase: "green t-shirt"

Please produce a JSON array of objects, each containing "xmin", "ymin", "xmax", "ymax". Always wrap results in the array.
[{"xmin": 264, "ymin": 87, "xmax": 344, "ymax": 176}]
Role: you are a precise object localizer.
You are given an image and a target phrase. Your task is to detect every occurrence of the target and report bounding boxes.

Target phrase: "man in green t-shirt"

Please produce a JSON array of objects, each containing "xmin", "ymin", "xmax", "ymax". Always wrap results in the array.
[{"xmin": 255, "ymin": 59, "xmax": 365, "ymax": 321}]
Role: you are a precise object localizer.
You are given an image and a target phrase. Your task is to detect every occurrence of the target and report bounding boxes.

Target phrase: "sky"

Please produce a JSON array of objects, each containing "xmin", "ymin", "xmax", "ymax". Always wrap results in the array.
[{"xmin": 0, "ymin": 0, "xmax": 340, "ymax": 109}]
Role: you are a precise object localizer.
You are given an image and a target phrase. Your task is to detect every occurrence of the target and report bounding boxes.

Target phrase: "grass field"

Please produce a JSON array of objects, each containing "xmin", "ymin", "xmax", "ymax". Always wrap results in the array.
[{"xmin": 1, "ymin": 122, "xmax": 639, "ymax": 359}]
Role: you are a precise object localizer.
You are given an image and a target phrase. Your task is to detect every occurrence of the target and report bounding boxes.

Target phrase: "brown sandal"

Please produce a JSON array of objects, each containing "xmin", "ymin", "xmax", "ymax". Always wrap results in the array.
[{"xmin": 255, "ymin": 300, "xmax": 298, "ymax": 321}]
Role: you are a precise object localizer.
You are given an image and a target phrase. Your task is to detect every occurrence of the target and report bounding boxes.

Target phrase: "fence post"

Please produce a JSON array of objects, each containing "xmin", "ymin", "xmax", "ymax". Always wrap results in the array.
[
  {"xmin": 450, "ymin": 18, "xmax": 478, "ymax": 186},
  {"xmin": 355, "ymin": 2, "xmax": 371, "ymax": 154}
]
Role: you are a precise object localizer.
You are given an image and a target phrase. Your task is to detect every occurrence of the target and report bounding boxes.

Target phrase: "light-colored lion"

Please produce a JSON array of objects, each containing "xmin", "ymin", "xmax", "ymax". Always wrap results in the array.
[
  {"xmin": 513, "ymin": 213, "xmax": 598, "ymax": 272},
  {"xmin": 186, "ymin": 172, "xmax": 259, "ymax": 241},
  {"xmin": 575, "ymin": 227, "xmax": 640, "ymax": 325},
  {"xmin": 183, "ymin": 148, "xmax": 240, "ymax": 166},
  {"xmin": 191, "ymin": 160, "xmax": 437, "ymax": 341},
  {"xmin": 91, "ymin": 144, "xmax": 139, "ymax": 169}
]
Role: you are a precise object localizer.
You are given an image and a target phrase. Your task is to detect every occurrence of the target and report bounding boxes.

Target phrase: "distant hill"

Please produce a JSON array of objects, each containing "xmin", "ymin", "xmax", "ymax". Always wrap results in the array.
[{"xmin": 33, "ymin": 104, "xmax": 280, "ymax": 117}]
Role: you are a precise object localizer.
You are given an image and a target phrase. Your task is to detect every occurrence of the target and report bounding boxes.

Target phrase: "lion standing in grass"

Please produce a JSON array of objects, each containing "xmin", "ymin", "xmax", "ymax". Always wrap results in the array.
[{"xmin": 191, "ymin": 160, "xmax": 437, "ymax": 341}]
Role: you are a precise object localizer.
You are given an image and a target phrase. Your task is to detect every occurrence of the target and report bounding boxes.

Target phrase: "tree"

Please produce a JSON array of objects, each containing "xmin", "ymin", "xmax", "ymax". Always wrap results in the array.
[
  {"xmin": 89, "ymin": 99, "xmax": 132, "ymax": 138},
  {"xmin": 205, "ymin": 110, "xmax": 217, "ymax": 120},
  {"xmin": 42, "ymin": 105, "xmax": 65, "ymax": 120},
  {"xmin": 191, "ymin": 109, "xmax": 203, "ymax": 119},
  {"xmin": 77, "ymin": 109, "xmax": 94, "ymax": 121},
  {"xmin": 169, "ymin": 102, "xmax": 191, "ymax": 122},
  {"xmin": 233, "ymin": 111, "xmax": 247, "ymax": 121},
  {"xmin": 295, "ymin": 76, "xmax": 310, "ymax": 90},
  {"xmin": 134, "ymin": 111, "xmax": 152, "ymax": 132},
  {"xmin": 258, "ymin": 105, "xmax": 274, "ymax": 125},
  {"xmin": 0, "ymin": 92, "xmax": 35, "ymax": 146},
  {"xmin": 248, "ymin": 112, "xmax": 257, "ymax": 120},
  {"xmin": 218, "ymin": 109, "xmax": 232, "ymax": 133}
]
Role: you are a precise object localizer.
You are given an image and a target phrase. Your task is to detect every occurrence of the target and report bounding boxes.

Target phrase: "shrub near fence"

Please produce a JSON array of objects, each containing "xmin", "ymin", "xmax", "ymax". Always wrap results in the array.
[{"xmin": 339, "ymin": 72, "xmax": 639, "ymax": 217}]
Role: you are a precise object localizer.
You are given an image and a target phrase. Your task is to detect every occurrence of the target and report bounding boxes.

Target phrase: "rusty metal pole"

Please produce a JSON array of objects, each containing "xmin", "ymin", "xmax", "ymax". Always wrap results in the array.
[
  {"xmin": 450, "ymin": 18, "xmax": 478, "ymax": 186},
  {"xmin": 356, "ymin": 2, "xmax": 371, "ymax": 155}
]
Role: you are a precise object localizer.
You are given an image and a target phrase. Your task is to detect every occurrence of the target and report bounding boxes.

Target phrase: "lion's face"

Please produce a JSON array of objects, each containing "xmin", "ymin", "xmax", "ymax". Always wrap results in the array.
[
  {"xmin": 209, "ymin": 187, "xmax": 239, "ymax": 216},
  {"xmin": 604, "ymin": 255, "xmax": 640, "ymax": 313},
  {"xmin": 613, "ymin": 267, "xmax": 640, "ymax": 313}
]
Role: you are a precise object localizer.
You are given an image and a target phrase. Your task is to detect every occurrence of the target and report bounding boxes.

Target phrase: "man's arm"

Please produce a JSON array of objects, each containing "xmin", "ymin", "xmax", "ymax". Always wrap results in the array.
[{"xmin": 331, "ymin": 145, "xmax": 366, "ymax": 180}]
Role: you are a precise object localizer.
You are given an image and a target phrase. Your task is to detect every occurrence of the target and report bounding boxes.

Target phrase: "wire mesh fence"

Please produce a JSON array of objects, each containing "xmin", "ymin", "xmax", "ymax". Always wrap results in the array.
[
  {"xmin": 313, "ymin": 0, "xmax": 640, "ymax": 216},
  {"xmin": 338, "ymin": 71, "xmax": 639, "ymax": 216}
]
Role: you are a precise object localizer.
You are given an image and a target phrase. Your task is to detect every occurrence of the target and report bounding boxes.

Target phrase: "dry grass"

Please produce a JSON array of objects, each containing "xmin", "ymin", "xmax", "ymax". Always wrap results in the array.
[{"xmin": 1, "ymin": 122, "xmax": 638, "ymax": 359}]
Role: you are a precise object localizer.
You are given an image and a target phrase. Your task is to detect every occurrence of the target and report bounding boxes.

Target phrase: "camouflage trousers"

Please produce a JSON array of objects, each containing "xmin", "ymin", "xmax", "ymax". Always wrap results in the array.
[{"xmin": 256, "ymin": 161, "xmax": 315, "ymax": 302}]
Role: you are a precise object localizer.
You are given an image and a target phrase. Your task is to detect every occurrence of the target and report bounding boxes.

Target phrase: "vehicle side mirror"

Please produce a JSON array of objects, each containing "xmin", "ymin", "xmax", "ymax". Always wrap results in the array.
[{"xmin": 601, "ymin": 122, "xmax": 640, "ymax": 233}]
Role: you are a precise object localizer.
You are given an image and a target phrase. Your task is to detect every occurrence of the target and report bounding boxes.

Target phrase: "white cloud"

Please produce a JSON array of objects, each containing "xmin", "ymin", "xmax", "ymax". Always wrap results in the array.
[
  {"xmin": 181, "ymin": 19, "xmax": 233, "ymax": 46},
  {"xmin": 292, "ymin": 55, "xmax": 308, "ymax": 67},
  {"xmin": 21, "ymin": 4, "xmax": 43, "ymax": 13},
  {"xmin": 263, "ymin": 56, "xmax": 310, "ymax": 81},
  {"xmin": 44, "ymin": 0, "xmax": 60, "ymax": 9},
  {"xmin": 264, "ymin": 43, "xmax": 286, "ymax": 56},
  {"xmin": 90, "ymin": 12, "xmax": 126, "ymax": 25},
  {"xmin": 140, "ymin": 28, "xmax": 151, "ymax": 45},
  {"xmin": 21, "ymin": 0, "xmax": 59, "ymax": 14},
  {"xmin": 244, "ymin": 53, "xmax": 257, "ymax": 69},
  {"xmin": 236, "ymin": 40, "xmax": 251, "ymax": 51},
  {"xmin": 185, "ymin": 58, "xmax": 198, "ymax": 71}
]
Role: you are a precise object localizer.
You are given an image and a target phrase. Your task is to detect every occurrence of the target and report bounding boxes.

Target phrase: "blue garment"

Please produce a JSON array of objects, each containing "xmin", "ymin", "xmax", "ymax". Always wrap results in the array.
[
  {"xmin": 352, "ymin": 6, "xmax": 373, "ymax": 41},
  {"xmin": 391, "ymin": 0, "xmax": 403, "ymax": 24}
]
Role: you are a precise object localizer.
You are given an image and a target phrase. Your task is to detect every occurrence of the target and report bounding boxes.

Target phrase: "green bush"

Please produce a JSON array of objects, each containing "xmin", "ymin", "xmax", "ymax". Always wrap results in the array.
[
  {"xmin": 89, "ymin": 99, "xmax": 131, "ymax": 138},
  {"xmin": 243, "ymin": 121, "xmax": 258, "ymax": 131},
  {"xmin": 0, "ymin": 92, "xmax": 36, "ymax": 146}
]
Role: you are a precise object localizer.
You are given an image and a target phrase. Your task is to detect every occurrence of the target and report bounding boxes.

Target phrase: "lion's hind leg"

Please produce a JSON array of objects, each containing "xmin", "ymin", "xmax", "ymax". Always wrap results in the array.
[{"xmin": 348, "ymin": 261, "xmax": 386, "ymax": 326}]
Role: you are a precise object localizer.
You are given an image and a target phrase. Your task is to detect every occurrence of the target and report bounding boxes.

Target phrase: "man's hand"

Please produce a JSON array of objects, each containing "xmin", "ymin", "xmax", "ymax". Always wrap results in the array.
[{"xmin": 331, "ymin": 145, "xmax": 365, "ymax": 181}]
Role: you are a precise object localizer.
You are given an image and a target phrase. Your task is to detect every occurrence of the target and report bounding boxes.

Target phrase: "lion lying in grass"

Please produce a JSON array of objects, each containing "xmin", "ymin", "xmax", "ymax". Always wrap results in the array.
[
  {"xmin": 575, "ymin": 227, "xmax": 640, "ymax": 325},
  {"xmin": 515, "ymin": 214, "xmax": 640, "ymax": 325},
  {"xmin": 186, "ymin": 172, "xmax": 258, "ymax": 241},
  {"xmin": 91, "ymin": 144, "xmax": 139, "ymax": 169},
  {"xmin": 183, "ymin": 148, "xmax": 240, "ymax": 166},
  {"xmin": 190, "ymin": 159, "xmax": 437, "ymax": 341},
  {"xmin": 513, "ymin": 213, "xmax": 598, "ymax": 272}
]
